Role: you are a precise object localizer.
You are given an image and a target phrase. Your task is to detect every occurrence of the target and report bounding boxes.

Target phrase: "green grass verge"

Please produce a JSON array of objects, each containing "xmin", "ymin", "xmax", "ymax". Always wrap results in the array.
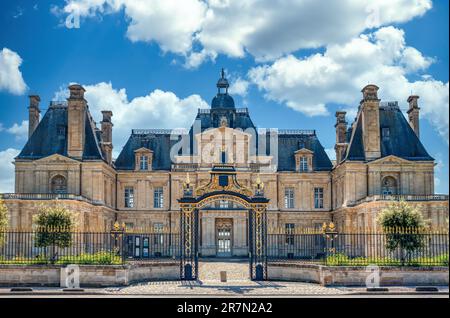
[{"xmin": 0, "ymin": 251, "xmax": 122, "ymax": 265}]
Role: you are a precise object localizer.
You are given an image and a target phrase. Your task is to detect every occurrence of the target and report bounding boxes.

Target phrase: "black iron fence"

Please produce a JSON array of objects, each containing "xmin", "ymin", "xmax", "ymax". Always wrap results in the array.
[
  {"xmin": 0, "ymin": 230, "xmax": 124, "ymax": 265},
  {"xmin": 267, "ymin": 229, "xmax": 449, "ymax": 266},
  {"xmin": 123, "ymin": 232, "xmax": 180, "ymax": 260},
  {"xmin": 0, "ymin": 228, "xmax": 181, "ymax": 265},
  {"xmin": 0, "ymin": 228, "xmax": 448, "ymax": 266}
]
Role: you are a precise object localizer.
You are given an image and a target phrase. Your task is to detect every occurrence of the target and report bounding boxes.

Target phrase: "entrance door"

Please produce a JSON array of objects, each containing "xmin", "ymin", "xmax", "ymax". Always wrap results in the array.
[{"xmin": 216, "ymin": 219, "xmax": 233, "ymax": 257}]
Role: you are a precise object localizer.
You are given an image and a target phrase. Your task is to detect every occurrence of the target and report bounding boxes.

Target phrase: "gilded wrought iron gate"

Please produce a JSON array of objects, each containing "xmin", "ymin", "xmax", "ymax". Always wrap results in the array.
[
  {"xmin": 249, "ymin": 205, "xmax": 268, "ymax": 280},
  {"xmin": 178, "ymin": 165, "xmax": 269, "ymax": 281},
  {"xmin": 180, "ymin": 207, "xmax": 199, "ymax": 280}
]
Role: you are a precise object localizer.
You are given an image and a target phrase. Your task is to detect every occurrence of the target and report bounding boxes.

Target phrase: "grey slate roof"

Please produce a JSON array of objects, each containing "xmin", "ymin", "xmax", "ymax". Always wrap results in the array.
[
  {"xmin": 345, "ymin": 104, "xmax": 433, "ymax": 161},
  {"xmin": 115, "ymin": 99, "xmax": 333, "ymax": 171},
  {"xmin": 115, "ymin": 132, "xmax": 176, "ymax": 170},
  {"xmin": 211, "ymin": 94, "xmax": 235, "ymax": 108},
  {"xmin": 277, "ymin": 132, "xmax": 333, "ymax": 171},
  {"xmin": 17, "ymin": 104, "xmax": 104, "ymax": 161}
]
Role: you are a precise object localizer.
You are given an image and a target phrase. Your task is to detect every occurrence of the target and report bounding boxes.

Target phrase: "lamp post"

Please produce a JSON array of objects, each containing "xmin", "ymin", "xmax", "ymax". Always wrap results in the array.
[
  {"xmin": 322, "ymin": 222, "xmax": 338, "ymax": 264},
  {"xmin": 110, "ymin": 221, "xmax": 126, "ymax": 261}
]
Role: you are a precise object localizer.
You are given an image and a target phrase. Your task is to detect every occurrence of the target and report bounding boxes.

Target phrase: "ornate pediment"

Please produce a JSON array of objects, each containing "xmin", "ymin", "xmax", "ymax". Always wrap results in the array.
[
  {"xmin": 369, "ymin": 155, "xmax": 412, "ymax": 165},
  {"xmin": 294, "ymin": 148, "xmax": 314, "ymax": 155},
  {"xmin": 34, "ymin": 154, "xmax": 79, "ymax": 164},
  {"xmin": 134, "ymin": 147, "xmax": 153, "ymax": 154}
]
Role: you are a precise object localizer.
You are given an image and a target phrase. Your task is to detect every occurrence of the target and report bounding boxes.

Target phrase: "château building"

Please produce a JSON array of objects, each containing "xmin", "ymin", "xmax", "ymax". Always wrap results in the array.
[{"xmin": 3, "ymin": 70, "xmax": 448, "ymax": 257}]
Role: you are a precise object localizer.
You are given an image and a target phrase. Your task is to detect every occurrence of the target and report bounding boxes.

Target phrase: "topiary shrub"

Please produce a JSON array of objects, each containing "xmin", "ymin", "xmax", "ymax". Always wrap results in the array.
[
  {"xmin": 377, "ymin": 200, "xmax": 426, "ymax": 264},
  {"xmin": 33, "ymin": 202, "xmax": 75, "ymax": 263}
]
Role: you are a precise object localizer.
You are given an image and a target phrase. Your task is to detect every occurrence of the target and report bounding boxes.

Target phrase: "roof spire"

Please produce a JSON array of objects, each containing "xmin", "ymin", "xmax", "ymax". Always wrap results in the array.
[{"xmin": 216, "ymin": 67, "xmax": 229, "ymax": 94}]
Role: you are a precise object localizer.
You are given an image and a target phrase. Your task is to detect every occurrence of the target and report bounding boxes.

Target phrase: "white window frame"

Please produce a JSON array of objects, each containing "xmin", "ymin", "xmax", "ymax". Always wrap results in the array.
[
  {"xmin": 284, "ymin": 187, "xmax": 295, "ymax": 209},
  {"xmin": 153, "ymin": 187, "xmax": 164, "ymax": 208},
  {"xmin": 124, "ymin": 187, "xmax": 134, "ymax": 208},
  {"xmin": 314, "ymin": 187, "xmax": 324, "ymax": 209},
  {"xmin": 299, "ymin": 157, "xmax": 308, "ymax": 172},
  {"xmin": 140, "ymin": 155, "xmax": 148, "ymax": 170}
]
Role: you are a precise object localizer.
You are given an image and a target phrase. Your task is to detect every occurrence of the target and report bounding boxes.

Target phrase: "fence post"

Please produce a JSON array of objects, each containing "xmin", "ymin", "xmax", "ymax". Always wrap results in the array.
[
  {"xmin": 323, "ymin": 222, "xmax": 338, "ymax": 265},
  {"xmin": 110, "ymin": 221, "xmax": 125, "ymax": 264}
]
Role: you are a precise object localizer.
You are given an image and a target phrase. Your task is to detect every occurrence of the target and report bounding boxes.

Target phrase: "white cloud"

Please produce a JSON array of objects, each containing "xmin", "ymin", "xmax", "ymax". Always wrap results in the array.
[
  {"xmin": 228, "ymin": 77, "xmax": 249, "ymax": 97},
  {"xmin": 248, "ymin": 26, "xmax": 449, "ymax": 142},
  {"xmin": 54, "ymin": 82, "xmax": 209, "ymax": 157},
  {"xmin": 0, "ymin": 148, "xmax": 20, "ymax": 193},
  {"xmin": 0, "ymin": 48, "xmax": 27, "ymax": 95},
  {"xmin": 60, "ymin": 0, "xmax": 207, "ymax": 54},
  {"xmin": 6, "ymin": 120, "xmax": 28, "ymax": 140},
  {"xmin": 58, "ymin": 0, "xmax": 432, "ymax": 66}
]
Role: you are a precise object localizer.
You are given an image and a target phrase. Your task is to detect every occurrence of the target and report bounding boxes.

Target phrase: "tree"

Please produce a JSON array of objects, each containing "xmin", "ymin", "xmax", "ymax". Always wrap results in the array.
[
  {"xmin": 33, "ymin": 203, "xmax": 75, "ymax": 263},
  {"xmin": 0, "ymin": 196, "xmax": 8, "ymax": 246},
  {"xmin": 377, "ymin": 200, "xmax": 425, "ymax": 264}
]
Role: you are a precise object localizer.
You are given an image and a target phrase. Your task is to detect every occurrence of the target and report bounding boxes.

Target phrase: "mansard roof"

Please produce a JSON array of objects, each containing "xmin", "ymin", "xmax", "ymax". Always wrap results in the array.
[
  {"xmin": 345, "ymin": 102, "xmax": 433, "ymax": 162},
  {"xmin": 277, "ymin": 131, "xmax": 333, "ymax": 171},
  {"xmin": 114, "ymin": 127, "xmax": 333, "ymax": 172},
  {"xmin": 17, "ymin": 103, "xmax": 104, "ymax": 161},
  {"xmin": 115, "ymin": 130, "xmax": 176, "ymax": 170}
]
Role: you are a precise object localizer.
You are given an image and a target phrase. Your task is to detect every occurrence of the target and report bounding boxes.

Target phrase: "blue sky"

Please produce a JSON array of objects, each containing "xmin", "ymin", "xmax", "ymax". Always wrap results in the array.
[{"xmin": 0, "ymin": 0, "xmax": 448, "ymax": 193}]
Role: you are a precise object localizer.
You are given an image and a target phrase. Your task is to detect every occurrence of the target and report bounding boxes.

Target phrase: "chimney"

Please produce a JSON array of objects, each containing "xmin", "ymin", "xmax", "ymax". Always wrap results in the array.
[
  {"xmin": 100, "ymin": 110, "xmax": 113, "ymax": 165},
  {"xmin": 28, "ymin": 95, "xmax": 41, "ymax": 138},
  {"xmin": 67, "ymin": 84, "xmax": 87, "ymax": 159},
  {"xmin": 334, "ymin": 111, "xmax": 348, "ymax": 164},
  {"xmin": 407, "ymin": 95, "xmax": 420, "ymax": 138},
  {"xmin": 360, "ymin": 84, "xmax": 381, "ymax": 160}
]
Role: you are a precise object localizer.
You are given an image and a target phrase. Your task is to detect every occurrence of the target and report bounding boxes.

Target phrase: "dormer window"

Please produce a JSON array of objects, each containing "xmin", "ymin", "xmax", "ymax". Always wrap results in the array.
[
  {"xmin": 299, "ymin": 157, "xmax": 308, "ymax": 172},
  {"xmin": 140, "ymin": 155, "xmax": 148, "ymax": 170},
  {"xmin": 134, "ymin": 147, "xmax": 153, "ymax": 171},
  {"xmin": 295, "ymin": 148, "xmax": 314, "ymax": 173}
]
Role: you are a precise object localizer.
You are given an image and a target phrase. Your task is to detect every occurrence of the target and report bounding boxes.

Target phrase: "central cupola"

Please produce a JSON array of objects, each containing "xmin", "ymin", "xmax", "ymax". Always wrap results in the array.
[{"xmin": 211, "ymin": 68, "xmax": 235, "ymax": 109}]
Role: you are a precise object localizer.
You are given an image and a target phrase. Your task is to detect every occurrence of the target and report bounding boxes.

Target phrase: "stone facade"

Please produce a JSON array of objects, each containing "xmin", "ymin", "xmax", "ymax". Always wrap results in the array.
[{"xmin": 2, "ymin": 72, "xmax": 448, "ymax": 257}]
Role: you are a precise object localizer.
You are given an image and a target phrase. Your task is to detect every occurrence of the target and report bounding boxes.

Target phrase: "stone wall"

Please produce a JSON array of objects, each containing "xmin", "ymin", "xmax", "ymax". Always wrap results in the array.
[
  {"xmin": 4, "ymin": 199, "xmax": 115, "ymax": 231},
  {"xmin": 333, "ymin": 199, "xmax": 449, "ymax": 231},
  {"xmin": 268, "ymin": 263, "xmax": 449, "ymax": 286},
  {"xmin": 0, "ymin": 262, "xmax": 180, "ymax": 287}
]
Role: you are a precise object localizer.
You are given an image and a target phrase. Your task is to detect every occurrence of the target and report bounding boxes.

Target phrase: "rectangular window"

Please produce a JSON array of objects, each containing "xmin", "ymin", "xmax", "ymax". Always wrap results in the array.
[
  {"xmin": 124, "ymin": 187, "xmax": 134, "ymax": 208},
  {"xmin": 153, "ymin": 222, "xmax": 164, "ymax": 245},
  {"xmin": 314, "ymin": 187, "xmax": 324, "ymax": 209},
  {"xmin": 284, "ymin": 187, "xmax": 295, "ymax": 209},
  {"xmin": 285, "ymin": 223, "xmax": 295, "ymax": 245},
  {"xmin": 299, "ymin": 157, "xmax": 308, "ymax": 172},
  {"xmin": 140, "ymin": 155, "xmax": 148, "ymax": 170},
  {"xmin": 154, "ymin": 187, "xmax": 164, "ymax": 208}
]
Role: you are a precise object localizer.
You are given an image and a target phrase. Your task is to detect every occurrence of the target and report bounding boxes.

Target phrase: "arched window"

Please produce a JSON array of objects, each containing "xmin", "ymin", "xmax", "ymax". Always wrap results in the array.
[
  {"xmin": 381, "ymin": 176, "xmax": 397, "ymax": 195},
  {"xmin": 51, "ymin": 175, "xmax": 67, "ymax": 194}
]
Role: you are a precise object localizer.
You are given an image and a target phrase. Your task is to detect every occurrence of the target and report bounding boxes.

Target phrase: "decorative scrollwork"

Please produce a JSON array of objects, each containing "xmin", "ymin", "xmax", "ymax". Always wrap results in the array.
[{"xmin": 195, "ymin": 173, "xmax": 253, "ymax": 197}]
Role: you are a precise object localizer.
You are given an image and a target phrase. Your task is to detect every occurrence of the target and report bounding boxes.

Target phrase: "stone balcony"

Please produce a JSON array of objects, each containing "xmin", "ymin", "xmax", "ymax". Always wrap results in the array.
[
  {"xmin": 0, "ymin": 193, "xmax": 104, "ymax": 206},
  {"xmin": 347, "ymin": 194, "xmax": 449, "ymax": 207}
]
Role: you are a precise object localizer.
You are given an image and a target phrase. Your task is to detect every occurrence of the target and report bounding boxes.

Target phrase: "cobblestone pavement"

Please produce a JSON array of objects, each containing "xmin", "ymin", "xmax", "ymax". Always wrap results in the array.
[
  {"xmin": 103, "ymin": 280, "xmax": 348, "ymax": 296},
  {"xmin": 102, "ymin": 260, "xmax": 348, "ymax": 296}
]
